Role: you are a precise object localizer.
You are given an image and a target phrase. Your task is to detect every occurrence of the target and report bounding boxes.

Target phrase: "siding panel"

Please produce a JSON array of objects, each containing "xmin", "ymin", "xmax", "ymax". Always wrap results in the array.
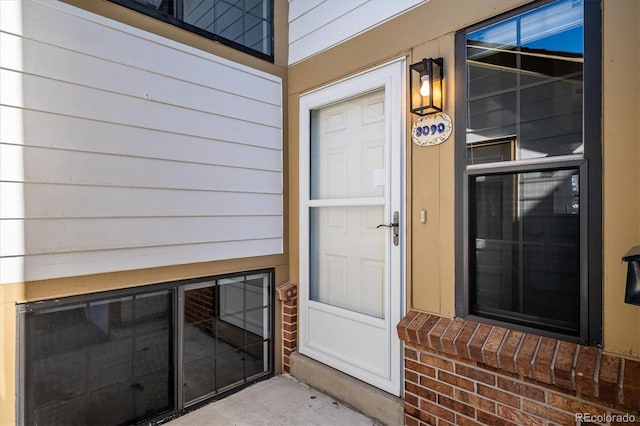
[
  {"xmin": 0, "ymin": 0, "xmax": 283, "ymax": 283},
  {"xmin": 288, "ymin": 0, "xmax": 425, "ymax": 65}
]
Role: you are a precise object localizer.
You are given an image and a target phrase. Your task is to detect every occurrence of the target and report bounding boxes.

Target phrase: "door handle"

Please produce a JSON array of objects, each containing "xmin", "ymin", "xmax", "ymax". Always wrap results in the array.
[{"xmin": 377, "ymin": 211, "xmax": 399, "ymax": 246}]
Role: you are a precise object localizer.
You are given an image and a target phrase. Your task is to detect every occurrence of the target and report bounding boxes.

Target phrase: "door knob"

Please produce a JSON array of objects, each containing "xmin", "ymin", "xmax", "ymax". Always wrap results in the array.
[{"xmin": 377, "ymin": 211, "xmax": 399, "ymax": 246}]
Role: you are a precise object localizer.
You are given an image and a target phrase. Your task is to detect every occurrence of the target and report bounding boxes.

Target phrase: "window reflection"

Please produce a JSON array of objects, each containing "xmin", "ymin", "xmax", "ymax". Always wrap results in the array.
[{"xmin": 466, "ymin": 0, "xmax": 584, "ymax": 160}]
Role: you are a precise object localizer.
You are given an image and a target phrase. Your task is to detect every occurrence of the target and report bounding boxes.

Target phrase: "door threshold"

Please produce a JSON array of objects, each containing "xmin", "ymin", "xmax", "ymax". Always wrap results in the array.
[{"xmin": 289, "ymin": 352, "xmax": 403, "ymax": 426}]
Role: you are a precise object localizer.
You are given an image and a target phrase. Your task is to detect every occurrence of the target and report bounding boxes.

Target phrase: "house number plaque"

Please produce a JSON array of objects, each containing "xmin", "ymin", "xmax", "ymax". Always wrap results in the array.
[{"xmin": 411, "ymin": 112, "xmax": 453, "ymax": 146}]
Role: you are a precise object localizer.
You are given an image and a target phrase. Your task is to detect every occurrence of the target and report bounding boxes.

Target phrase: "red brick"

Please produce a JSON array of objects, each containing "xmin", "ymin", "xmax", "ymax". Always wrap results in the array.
[
  {"xmin": 454, "ymin": 321, "xmax": 479, "ymax": 359},
  {"xmin": 496, "ymin": 377, "xmax": 544, "ymax": 402},
  {"xmin": 419, "ymin": 352, "xmax": 454, "ymax": 372},
  {"xmin": 405, "ymin": 413, "xmax": 419, "ymax": 426},
  {"xmin": 439, "ymin": 371, "xmax": 475, "ymax": 392},
  {"xmin": 439, "ymin": 394, "xmax": 476, "ymax": 418},
  {"xmin": 419, "ymin": 398, "xmax": 456, "ymax": 423},
  {"xmin": 440, "ymin": 318, "xmax": 465, "ymax": 355},
  {"xmin": 397, "ymin": 310, "xmax": 421, "ymax": 341},
  {"xmin": 407, "ymin": 403, "xmax": 437, "ymax": 426},
  {"xmin": 425, "ymin": 317, "xmax": 450, "ymax": 352},
  {"xmin": 483, "ymin": 327, "xmax": 507, "ymax": 369},
  {"xmin": 283, "ymin": 322, "xmax": 296, "ymax": 332},
  {"xmin": 406, "ymin": 359, "xmax": 436, "ymax": 377},
  {"xmin": 416, "ymin": 315, "xmax": 440, "ymax": 348},
  {"xmin": 405, "ymin": 346, "xmax": 418, "ymax": 361},
  {"xmin": 546, "ymin": 392, "xmax": 606, "ymax": 417},
  {"xmin": 477, "ymin": 409, "xmax": 518, "ymax": 426},
  {"xmin": 497, "ymin": 404, "xmax": 545, "ymax": 426},
  {"xmin": 405, "ymin": 369, "xmax": 419, "ymax": 384},
  {"xmin": 405, "ymin": 390, "xmax": 419, "ymax": 408},
  {"xmin": 498, "ymin": 330, "xmax": 524, "ymax": 374},
  {"xmin": 406, "ymin": 381, "xmax": 437, "ymax": 402},
  {"xmin": 407, "ymin": 313, "xmax": 432, "ymax": 344},
  {"xmin": 522, "ymin": 399, "xmax": 576, "ymax": 425},
  {"xmin": 455, "ymin": 363, "xmax": 496, "ymax": 386},
  {"xmin": 533, "ymin": 337, "xmax": 557, "ymax": 384},
  {"xmin": 276, "ymin": 282, "xmax": 297, "ymax": 301},
  {"xmin": 283, "ymin": 304, "xmax": 297, "ymax": 315},
  {"xmin": 419, "ymin": 375, "xmax": 454, "ymax": 397},
  {"xmin": 575, "ymin": 345, "xmax": 599, "ymax": 398},
  {"xmin": 455, "ymin": 388, "xmax": 496, "ymax": 413},
  {"xmin": 468, "ymin": 323, "xmax": 492, "ymax": 364},
  {"xmin": 283, "ymin": 330, "xmax": 296, "ymax": 341},
  {"xmin": 515, "ymin": 334, "xmax": 540, "ymax": 379},
  {"xmin": 477, "ymin": 384, "xmax": 521, "ymax": 408},
  {"xmin": 623, "ymin": 358, "xmax": 640, "ymax": 410},
  {"xmin": 282, "ymin": 312, "xmax": 296, "ymax": 324},
  {"xmin": 404, "ymin": 404, "xmax": 419, "ymax": 418},
  {"xmin": 598, "ymin": 353, "xmax": 621, "ymax": 404},
  {"xmin": 455, "ymin": 415, "xmax": 484, "ymax": 426},
  {"xmin": 553, "ymin": 341, "xmax": 577, "ymax": 391}
]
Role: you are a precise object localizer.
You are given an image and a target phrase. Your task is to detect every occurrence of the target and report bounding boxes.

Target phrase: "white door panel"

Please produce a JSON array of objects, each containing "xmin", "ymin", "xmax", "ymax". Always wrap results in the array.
[{"xmin": 299, "ymin": 59, "xmax": 405, "ymax": 396}]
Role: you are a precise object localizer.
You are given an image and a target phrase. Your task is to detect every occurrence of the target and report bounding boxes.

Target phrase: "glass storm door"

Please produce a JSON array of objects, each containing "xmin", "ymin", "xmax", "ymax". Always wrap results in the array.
[{"xmin": 299, "ymin": 60, "xmax": 404, "ymax": 395}]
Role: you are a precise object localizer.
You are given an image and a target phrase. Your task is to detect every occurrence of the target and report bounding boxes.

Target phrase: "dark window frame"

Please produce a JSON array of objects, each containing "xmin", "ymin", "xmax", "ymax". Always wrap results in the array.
[
  {"xmin": 109, "ymin": 0, "xmax": 275, "ymax": 62},
  {"xmin": 454, "ymin": 0, "xmax": 602, "ymax": 345},
  {"xmin": 16, "ymin": 268, "xmax": 275, "ymax": 425}
]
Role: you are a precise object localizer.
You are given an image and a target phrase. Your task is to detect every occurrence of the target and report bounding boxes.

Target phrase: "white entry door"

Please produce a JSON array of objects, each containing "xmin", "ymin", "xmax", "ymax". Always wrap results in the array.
[{"xmin": 299, "ymin": 59, "xmax": 405, "ymax": 395}]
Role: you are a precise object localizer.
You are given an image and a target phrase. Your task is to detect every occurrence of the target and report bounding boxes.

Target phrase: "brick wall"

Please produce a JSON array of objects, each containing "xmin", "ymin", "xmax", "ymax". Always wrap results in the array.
[
  {"xmin": 184, "ymin": 287, "xmax": 215, "ymax": 331},
  {"xmin": 277, "ymin": 282, "xmax": 298, "ymax": 373},
  {"xmin": 398, "ymin": 311, "xmax": 640, "ymax": 426}
]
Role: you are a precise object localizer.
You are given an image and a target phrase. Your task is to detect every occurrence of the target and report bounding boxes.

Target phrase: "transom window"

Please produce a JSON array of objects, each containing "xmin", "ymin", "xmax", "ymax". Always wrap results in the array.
[
  {"xmin": 455, "ymin": 0, "xmax": 601, "ymax": 343},
  {"xmin": 110, "ymin": 0, "xmax": 274, "ymax": 60}
]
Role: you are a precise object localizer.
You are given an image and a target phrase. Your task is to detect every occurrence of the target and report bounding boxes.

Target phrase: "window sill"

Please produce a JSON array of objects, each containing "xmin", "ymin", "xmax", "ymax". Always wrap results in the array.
[{"xmin": 397, "ymin": 311, "xmax": 639, "ymax": 412}]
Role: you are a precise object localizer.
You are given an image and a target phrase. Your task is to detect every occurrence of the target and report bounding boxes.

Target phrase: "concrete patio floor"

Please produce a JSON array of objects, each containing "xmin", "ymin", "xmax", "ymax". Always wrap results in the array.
[{"xmin": 168, "ymin": 374, "xmax": 382, "ymax": 426}]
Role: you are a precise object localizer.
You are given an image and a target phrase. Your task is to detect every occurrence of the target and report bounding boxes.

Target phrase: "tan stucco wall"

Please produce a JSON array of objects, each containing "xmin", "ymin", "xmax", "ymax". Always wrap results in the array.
[
  {"xmin": 288, "ymin": 0, "xmax": 640, "ymax": 359},
  {"xmin": 602, "ymin": 0, "xmax": 640, "ymax": 358}
]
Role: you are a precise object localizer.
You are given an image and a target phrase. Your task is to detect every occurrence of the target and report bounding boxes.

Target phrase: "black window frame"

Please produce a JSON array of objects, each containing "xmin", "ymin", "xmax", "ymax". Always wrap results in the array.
[
  {"xmin": 16, "ymin": 268, "xmax": 275, "ymax": 425},
  {"xmin": 454, "ymin": 0, "xmax": 602, "ymax": 345},
  {"xmin": 109, "ymin": 0, "xmax": 275, "ymax": 62}
]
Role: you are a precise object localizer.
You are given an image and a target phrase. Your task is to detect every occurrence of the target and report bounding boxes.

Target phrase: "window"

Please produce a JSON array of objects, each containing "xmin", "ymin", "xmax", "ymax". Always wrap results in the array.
[
  {"xmin": 110, "ymin": 0, "xmax": 274, "ymax": 60},
  {"xmin": 17, "ymin": 270, "xmax": 274, "ymax": 425},
  {"xmin": 455, "ymin": 0, "xmax": 601, "ymax": 344}
]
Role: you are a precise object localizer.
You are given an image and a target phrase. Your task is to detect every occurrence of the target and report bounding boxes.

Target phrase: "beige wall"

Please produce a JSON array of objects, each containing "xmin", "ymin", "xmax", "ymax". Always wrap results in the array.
[
  {"xmin": 602, "ymin": 0, "xmax": 640, "ymax": 357},
  {"xmin": 288, "ymin": 0, "xmax": 640, "ymax": 359}
]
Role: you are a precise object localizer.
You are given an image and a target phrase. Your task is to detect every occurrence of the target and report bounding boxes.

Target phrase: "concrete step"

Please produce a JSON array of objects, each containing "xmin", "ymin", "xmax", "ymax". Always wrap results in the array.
[{"xmin": 289, "ymin": 352, "xmax": 404, "ymax": 426}]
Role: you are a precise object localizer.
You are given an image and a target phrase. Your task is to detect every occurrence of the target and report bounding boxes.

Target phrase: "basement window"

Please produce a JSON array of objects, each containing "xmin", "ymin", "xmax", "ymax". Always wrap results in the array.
[{"xmin": 17, "ymin": 269, "xmax": 274, "ymax": 425}]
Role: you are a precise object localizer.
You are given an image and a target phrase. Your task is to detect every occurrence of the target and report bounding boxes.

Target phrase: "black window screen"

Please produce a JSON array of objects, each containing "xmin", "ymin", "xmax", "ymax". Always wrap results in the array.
[{"xmin": 22, "ymin": 291, "xmax": 174, "ymax": 425}]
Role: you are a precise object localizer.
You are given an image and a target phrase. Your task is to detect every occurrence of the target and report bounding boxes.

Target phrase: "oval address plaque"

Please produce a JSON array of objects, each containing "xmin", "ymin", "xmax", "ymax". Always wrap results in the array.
[{"xmin": 411, "ymin": 112, "xmax": 453, "ymax": 146}]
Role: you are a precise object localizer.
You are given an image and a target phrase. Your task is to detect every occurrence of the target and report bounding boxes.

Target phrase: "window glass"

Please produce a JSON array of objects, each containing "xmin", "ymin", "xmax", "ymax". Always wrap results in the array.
[
  {"xmin": 24, "ymin": 292, "xmax": 174, "ymax": 425},
  {"xmin": 112, "ymin": 0, "xmax": 273, "ymax": 59},
  {"xmin": 469, "ymin": 169, "xmax": 581, "ymax": 334},
  {"xmin": 466, "ymin": 0, "xmax": 584, "ymax": 161}
]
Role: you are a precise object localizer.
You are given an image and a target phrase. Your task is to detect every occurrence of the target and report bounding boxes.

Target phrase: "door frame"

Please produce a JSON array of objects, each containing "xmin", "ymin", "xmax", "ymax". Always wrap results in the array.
[{"xmin": 297, "ymin": 58, "xmax": 406, "ymax": 395}]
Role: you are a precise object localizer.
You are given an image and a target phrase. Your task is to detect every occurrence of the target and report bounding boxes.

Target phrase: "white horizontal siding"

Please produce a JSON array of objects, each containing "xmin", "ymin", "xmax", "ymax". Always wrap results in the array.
[
  {"xmin": 288, "ymin": 0, "xmax": 426, "ymax": 65},
  {"xmin": 0, "ymin": 0, "xmax": 283, "ymax": 283}
]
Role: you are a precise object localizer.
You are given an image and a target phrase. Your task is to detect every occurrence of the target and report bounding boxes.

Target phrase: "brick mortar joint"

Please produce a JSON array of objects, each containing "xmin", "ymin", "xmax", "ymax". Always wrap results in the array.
[{"xmin": 397, "ymin": 310, "xmax": 640, "ymax": 412}]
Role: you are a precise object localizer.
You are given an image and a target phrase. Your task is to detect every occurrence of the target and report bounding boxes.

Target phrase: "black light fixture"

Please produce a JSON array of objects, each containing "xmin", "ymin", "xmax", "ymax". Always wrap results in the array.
[
  {"xmin": 410, "ymin": 57, "xmax": 443, "ymax": 116},
  {"xmin": 623, "ymin": 246, "xmax": 640, "ymax": 306}
]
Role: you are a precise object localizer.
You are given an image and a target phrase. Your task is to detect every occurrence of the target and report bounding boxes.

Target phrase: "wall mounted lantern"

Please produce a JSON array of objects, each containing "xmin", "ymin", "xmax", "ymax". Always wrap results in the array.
[
  {"xmin": 623, "ymin": 246, "xmax": 640, "ymax": 306},
  {"xmin": 410, "ymin": 57, "xmax": 443, "ymax": 116}
]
